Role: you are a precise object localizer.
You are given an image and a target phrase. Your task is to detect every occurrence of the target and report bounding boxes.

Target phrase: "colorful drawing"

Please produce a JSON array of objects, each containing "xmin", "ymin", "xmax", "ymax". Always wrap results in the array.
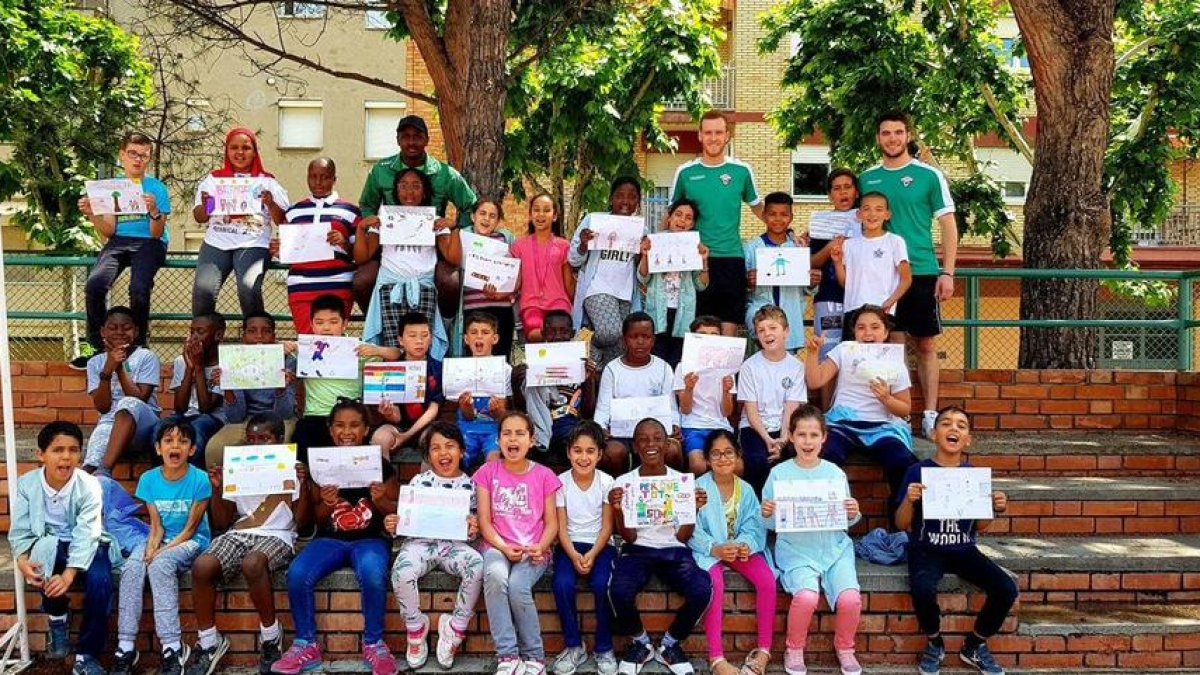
[
  {"xmin": 222, "ymin": 444, "xmax": 298, "ymax": 497},
  {"xmin": 84, "ymin": 179, "xmax": 146, "ymax": 216},
  {"xmin": 621, "ymin": 474, "xmax": 696, "ymax": 527},
  {"xmin": 442, "ymin": 356, "xmax": 507, "ymax": 398},
  {"xmin": 218, "ymin": 344, "xmax": 286, "ymax": 390},
  {"xmin": 362, "ymin": 361, "xmax": 427, "ymax": 404},
  {"xmin": 921, "ymin": 467, "xmax": 994, "ymax": 520},
  {"xmin": 679, "ymin": 333, "xmax": 746, "ymax": 376},
  {"xmin": 211, "ymin": 178, "xmax": 261, "ymax": 216},
  {"xmin": 526, "ymin": 341, "xmax": 587, "ymax": 387},
  {"xmin": 297, "ymin": 334, "xmax": 360, "ymax": 379},
  {"xmin": 839, "ymin": 342, "xmax": 906, "ymax": 384},
  {"xmin": 587, "ymin": 214, "xmax": 644, "ymax": 254},
  {"xmin": 756, "ymin": 248, "xmax": 811, "ymax": 287},
  {"xmin": 774, "ymin": 478, "xmax": 849, "ymax": 532}
]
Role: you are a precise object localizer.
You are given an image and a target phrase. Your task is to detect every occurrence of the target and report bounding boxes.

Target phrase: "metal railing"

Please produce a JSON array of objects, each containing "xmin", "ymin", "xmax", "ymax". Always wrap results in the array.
[
  {"xmin": 2, "ymin": 254, "xmax": 1198, "ymax": 370},
  {"xmin": 1135, "ymin": 205, "xmax": 1200, "ymax": 247},
  {"xmin": 664, "ymin": 65, "xmax": 735, "ymax": 111}
]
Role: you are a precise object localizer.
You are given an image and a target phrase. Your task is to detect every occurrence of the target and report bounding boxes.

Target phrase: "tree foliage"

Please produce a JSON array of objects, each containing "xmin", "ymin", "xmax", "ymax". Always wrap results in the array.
[{"xmin": 0, "ymin": 0, "xmax": 154, "ymax": 250}]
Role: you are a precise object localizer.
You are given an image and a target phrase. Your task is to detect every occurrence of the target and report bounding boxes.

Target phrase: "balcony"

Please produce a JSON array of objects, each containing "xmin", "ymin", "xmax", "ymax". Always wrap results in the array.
[
  {"xmin": 663, "ymin": 65, "xmax": 735, "ymax": 111},
  {"xmin": 1135, "ymin": 205, "xmax": 1200, "ymax": 247}
]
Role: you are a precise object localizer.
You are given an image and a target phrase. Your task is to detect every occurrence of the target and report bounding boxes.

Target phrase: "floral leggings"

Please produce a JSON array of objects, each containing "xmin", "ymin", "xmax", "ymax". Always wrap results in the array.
[{"xmin": 391, "ymin": 538, "xmax": 484, "ymax": 634}]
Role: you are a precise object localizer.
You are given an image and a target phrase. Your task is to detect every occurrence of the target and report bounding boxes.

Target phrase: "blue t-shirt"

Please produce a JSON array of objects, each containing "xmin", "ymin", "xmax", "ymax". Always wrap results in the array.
[
  {"xmin": 136, "ymin": 465, "xmax": 212, "ymax": 549},
  {"xmin": 114, "ymin": 175, "xmax": 172, "ymax": 244},
  {"xmin": 897, "ymin": 458, "xmax": 978, "ymax": 550}
]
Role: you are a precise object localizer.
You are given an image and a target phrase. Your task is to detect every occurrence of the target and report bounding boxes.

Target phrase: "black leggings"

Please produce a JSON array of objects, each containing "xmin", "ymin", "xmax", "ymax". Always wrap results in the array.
[{"xmin": 908, "ymin": 544, "xmax": 1018, "ymax": 638}]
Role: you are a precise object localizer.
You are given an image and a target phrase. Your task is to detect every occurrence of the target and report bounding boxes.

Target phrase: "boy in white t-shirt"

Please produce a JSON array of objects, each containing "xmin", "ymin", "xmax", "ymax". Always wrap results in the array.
[
  {"xmin": 736, "ymin": 305, "xmax": 807, "ymax": 494},
  {"xmin": 607, "ymin": 419, "xmax": 711, "ymax": 675},
  {"xmin": 674, "ymin": 315, "xmax": 737, "ymax": 476},
  {"xmin": 830, "ymin": 191, "xmax": 911, "ymax": 334}
]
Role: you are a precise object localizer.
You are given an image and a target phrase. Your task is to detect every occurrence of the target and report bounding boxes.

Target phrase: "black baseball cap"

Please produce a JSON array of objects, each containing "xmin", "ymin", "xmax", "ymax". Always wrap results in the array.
[{"xmin": 396, "ymin": 115, "xmax": 429, "ymax": 135}]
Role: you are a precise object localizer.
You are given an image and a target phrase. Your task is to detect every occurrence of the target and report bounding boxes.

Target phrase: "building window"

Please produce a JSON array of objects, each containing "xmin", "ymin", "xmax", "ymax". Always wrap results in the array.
[
  {"xmin": 999, "ymin": 38, "xmax": 1030, "ymax": 71},
  {"xmin": 1002, "ymin": 181, "xmax": 1026, "ymax": 199},
  {"xmin": 278, "ymin": 100, "xmax": 324, "ymax": 149},
  {"xmin": 364, "ymin": 102, "xmax": 408, "ymax": 160},
  {"xmin": 277, "ymin": 1, "xmax": 325, "ymax": 18},
  {"xmin": 185, "ymin": 98, "xmax": 210, "ymax": 134},
  {"xmin": 365, "ymin": 2, "xmax": 389, "ymax": 29},
  {"xmin": 791, "ymin": 145, "xmax": 831, "ymax": 199}
]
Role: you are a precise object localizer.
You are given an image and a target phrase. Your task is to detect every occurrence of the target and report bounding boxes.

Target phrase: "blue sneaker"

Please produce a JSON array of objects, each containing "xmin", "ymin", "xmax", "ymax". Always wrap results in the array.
[
  {"xmin": 918, "ymin": 640, "xmax": 945, "ymax": 675},
  {"xmin": 960, "ymin": 643, "xmax": 1004, "ymax": 675},
  {"xmin": 48, "ymin": 617, "xmax": 70, "ymax": 659},
  {"xmin": 617, "ymin": 640, "xmax": 654, "ymax": 675},
  {"xmin": 71, "ymin": 655, "xmax": 106, "ymax": 675}
]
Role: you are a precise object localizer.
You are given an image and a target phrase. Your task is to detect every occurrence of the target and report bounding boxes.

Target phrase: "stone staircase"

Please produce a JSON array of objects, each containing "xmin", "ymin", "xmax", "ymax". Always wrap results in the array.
[{"xmin": 3, "ymin": 429, "xmax": 1200, "ymax": 673}]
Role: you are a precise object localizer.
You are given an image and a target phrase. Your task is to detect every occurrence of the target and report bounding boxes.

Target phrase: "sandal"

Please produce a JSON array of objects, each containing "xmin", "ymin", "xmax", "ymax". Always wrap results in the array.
[{"xmin": 740, "ymin": 649, "xmax": 770, "ymax": 675}]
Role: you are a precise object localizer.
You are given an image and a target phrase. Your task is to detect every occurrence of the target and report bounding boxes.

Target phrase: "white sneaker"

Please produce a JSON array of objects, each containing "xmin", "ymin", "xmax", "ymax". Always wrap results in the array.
[
  {"xmin": 406, "ymin": 614, "xmax": 430, "ymax": 669},
  {"xmin": 496, "ymin": 657, "xmax": 526, "ymax": 675},
  {"xmin": 595, "ymin": 650, "xmax": 618, "ymax": 675},
  {"xmin": 553, "ymin": 647, "xmax": 588, "ymax": 675},
  {"xmin": 522, "ymin": 659, "xmax": 547, "ymax": 675},
  {"xmin": 435, "ymin": 613, "xmax": 465, "ymax": 669},
  {"xmin": 921, "ymin": 410, "xmax": 938, "ymax": 438}
]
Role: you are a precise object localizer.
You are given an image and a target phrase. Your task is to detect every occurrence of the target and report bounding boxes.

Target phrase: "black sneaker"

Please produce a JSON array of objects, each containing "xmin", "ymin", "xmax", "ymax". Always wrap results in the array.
[
  {"xmin": 161, "ymin": 645, "xmax": 190, "ymax": 675},
  {"xmin": 184, "ymin": 635, "xmax": 229, "ymax": 675},
  {"xmin": 259, "ymin": 637, "xmax": 283, "ymax": 675},
  {"xmin": 655, "ymin": 642, "xmax": 694, "ymax": 675},
  {"xmin": 69, "ymin": 355, "xmax": 90, "ymax": 371},
  {"xmin": 71, "ymin": 655, "xmax": 106, "ymax": 675},
  {"xmin": 111, "ymin": 648, "xmax": 139, "ymax": 675},
  {"xmin": 617, "ymin": 640, "xmax": 654, "ymax": 675},
  {"xmin": 47, "ymin": 617, "xmax": 70, "ymax": 659}
]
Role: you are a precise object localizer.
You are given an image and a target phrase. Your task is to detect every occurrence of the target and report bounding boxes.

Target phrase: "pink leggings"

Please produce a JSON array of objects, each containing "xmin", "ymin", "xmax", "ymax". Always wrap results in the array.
[
  {"xmin": 704, "ymin": 554, "xmax": 777, "ymax": 659},
  {"xmin": 786, "ymin": 588, "xmax": 862, "ymax": 653}
]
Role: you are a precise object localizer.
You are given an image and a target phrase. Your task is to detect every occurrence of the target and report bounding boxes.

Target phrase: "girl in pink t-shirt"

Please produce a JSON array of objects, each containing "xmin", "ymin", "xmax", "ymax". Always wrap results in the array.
[
  {"xmin": 474, "ymin": 412, "xmax": 562, "ymax": 675},
  {"xmin": 510, "ymin": 193, "xmax": 573, "ymax": 343}
]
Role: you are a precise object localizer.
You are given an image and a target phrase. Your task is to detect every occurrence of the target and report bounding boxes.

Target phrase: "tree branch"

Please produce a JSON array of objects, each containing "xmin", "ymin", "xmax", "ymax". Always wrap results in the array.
[
  {"xmin": 395, "ymin": 0, "xmax": 455, "ymax": 90},
  {"xmin": 506, "ymin": 1, "xmax": 599, "ymax": 83},
  {"xmin": 1116, "ymin": 36, "xmax": 1159, "ymax": 70}
]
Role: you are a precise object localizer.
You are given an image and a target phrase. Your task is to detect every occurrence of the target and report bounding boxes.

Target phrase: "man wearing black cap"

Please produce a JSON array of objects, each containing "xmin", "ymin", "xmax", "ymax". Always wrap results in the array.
[{"xmin": 354, "ymin": 114, "xmax": 478, "ymax": 312}]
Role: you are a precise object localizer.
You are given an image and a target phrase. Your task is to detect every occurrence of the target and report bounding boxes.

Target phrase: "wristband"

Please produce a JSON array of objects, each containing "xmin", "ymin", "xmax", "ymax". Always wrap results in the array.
[
  {"xmin": 149, "ymin": 212, "xmax": 162, "ymax": 220},
  {"xmin": 939, "ymin": 272, "xmax": 954, "ymax": 278}
]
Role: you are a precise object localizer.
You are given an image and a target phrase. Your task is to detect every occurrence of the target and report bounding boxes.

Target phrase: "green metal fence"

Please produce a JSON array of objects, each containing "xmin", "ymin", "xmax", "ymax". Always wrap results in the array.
[{"xmin": 3, "ymin": 254, "xmax": 1198, "ymax": 370}]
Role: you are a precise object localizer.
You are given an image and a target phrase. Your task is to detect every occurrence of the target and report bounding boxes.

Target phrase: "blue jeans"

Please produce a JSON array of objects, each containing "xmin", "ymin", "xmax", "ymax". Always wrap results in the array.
[
  {"xmin": 44, "ymin": 541, "xmax": 112, "ymax": 657},
  {"xmin": 609, "ymin": 544, "xmax": 712, "ymax": 641},
  {"xmin": 483, "ymin": 548, "xmax": 550, "ymax": 659},
  {"xmin": 85, "ymin": 237, "xmax": 166, "ymax": 350},
  {"xmin": 553, "ymin": 542, "xmax": 616, "ymax": 652},
  {"xmin": 462, "ymin": 423, "xmax": 500, "ymax": 470},
  {"xmin": 286, "ymin": 537, "xmax": 391, "ymax": 644},
  {"xmin": 155, "ymin": 414, "xmax": 224, "ymax": 469}
]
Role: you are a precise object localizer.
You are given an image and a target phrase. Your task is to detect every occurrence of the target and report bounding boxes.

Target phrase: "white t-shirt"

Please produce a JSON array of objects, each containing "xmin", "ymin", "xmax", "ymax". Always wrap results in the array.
[
  {"xmin": 380, "ymin": 228, "xmax": 452, "ymax": 278},
  {"xmin": 195, "ymin": 175, "xmax": 290, "ymax": 251},
  {"xmin": 555, "ymin": 469, "xmax": 615, "ymax": 544},
  {"xmin": 86, "ymin": 348, "xmax": 163, "ymax": 417},
  {"xmin": 229, "ymin": 488, "xmax": 301, "ymax": 546},
  {"xmin": 842, "ymin": 232, "xmax": 909, "ymax": 313},
  {"xmin": 616, "ymin": 467, "xmax": 688, "ymax": 549},
  {"xmin": 673, "ymin": 364, "xmax": 734, "ymax": 431},
  {"xmin": 829, "ymin": 342, "xmax": 912, "ymax": 423},
  {"xmin": 586, "ymin": 250, "xmax": 637, "ymax": 301},
  {"xmin": 737, "ymin": 351, "xmax": 807, "ymax": 432},
  {"xmin": 169, "ymin": 356, "xmax": 222, "ymax": 418},
  {"xmin": 595, "ymin": 356, "xmax": 679, "ymax": 433}
]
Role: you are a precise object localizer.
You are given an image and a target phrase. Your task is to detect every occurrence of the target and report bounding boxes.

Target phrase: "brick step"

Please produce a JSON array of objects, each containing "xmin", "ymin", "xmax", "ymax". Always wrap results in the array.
[{"xmin": 1016, "ymin": 603, "xmax": 1200, "ymax": 669}]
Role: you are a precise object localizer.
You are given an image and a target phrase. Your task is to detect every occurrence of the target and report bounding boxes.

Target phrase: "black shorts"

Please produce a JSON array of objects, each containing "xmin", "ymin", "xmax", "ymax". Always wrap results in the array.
[
  {"xmin": 894, "ymin": 274, "xmax": 942, "ymax": 338},
  {"xmin": 697, "ymin": 256, "xmax": 748, "ymax": 324}
]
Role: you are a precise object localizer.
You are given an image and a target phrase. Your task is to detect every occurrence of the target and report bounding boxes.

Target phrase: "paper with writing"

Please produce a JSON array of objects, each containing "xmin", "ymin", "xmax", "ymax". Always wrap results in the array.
[
  {"xmin": 526, "ymin": 341, "xmax": 588, "ymax": 387},
  {"xmin": 808, "ymin": 210, "xmax": 860, "ymax": 240},
  {"xmin": 296, "ymin": 334, "xmax": 360, "ymax": 380},
  {"xmin": 921, "ymin": 467, "xmax": 994, "ymax": 520},
  {"xmin": 838, "ymin": 342, "xmax": 906, "ymax": 384},
  {"xmin": 621, "ymin": 474, "xmax": 696, "ymax": 527},
  {"xmin": 222, "ymin": 445, "xmax": 298, "ymax": 497},
  {"xmin": 85, "ymin": 179, "xmax": 146, "ymax": 216},
  {"xmin": 219, "ymin": 344, "xmax": 286, "ymax": 390},
  {"xmin": 378, "ymin": 205, "xmax": 437, "ymax": 246},
  {"xmin": 362, "ymin": 361, "xmax": 427, "ymax": 404},
  {"xmin": 443, "ymin": 356, "xmax": 508, "ymax": 398},
  {"xmin": 395, "ymin": 486, "xmax": 471, "ymax": 541},
  {"xmin": 463, "ymin": 254, "xmax": 521, "ymax": 293},
  {"xmin": 308, "ymin": 445, "xmax": 383, "ymax": 489},
  {"xmin": 774, "ymin": 478, "xmax": 849, "ymax": 532},
  {"xmin": 211, "ymin": 178, "xmax": 262, "ymax": 216}
]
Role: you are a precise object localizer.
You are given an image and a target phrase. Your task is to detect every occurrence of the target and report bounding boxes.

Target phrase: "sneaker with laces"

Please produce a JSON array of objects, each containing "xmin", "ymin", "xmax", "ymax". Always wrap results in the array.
[
  {"xmin": 655, "ymin": 642, "xmax": 694, "ymax": 675},
  {"xmin": 48, "ymin": 617, "xmax": 70, "ymax": 659},
  {"xmin": 363, "ymin": 641, "xmax": 399, "ymax": 675},
  {"xmin": 919, "ymin": 640, "xmax": 945, "ymax": 675},
  {"xmin": 921, "ymin": 410, "xmax": 937, "ymax": 439},
  {"xmin": 495, "ymin": 656, "xmax": 525, "ymax": 675},
  {"xmin": 406, "ymin": 614, "xmax": 430, "ymax": 669},
  {"xmin": 259, "ymin": 638, "xmax": 283, "ymax": 675},
  {"xmin": 595, "ymin": 650, "xmax": 618, "ymax": 675},
  {"xmin": 783, "ymin": 649, "xmax": 806, "ymax": 675},
  {"xmin": 111, "ymin": 649, "xmax": 140, "ymax": 675},
  {"xmin": 435, "ymin": 613, "xmax": 466, "ymax": 669},
  {"xmin": 836, "ymin": 649, "xmax": 862, "ymax": 675},
  {"xmin": 185, "ymin": 635, "xmax": 230, "ymax": 675},
  {"xmin": 71, "ymin": 655, "xmax": 105, "ymax": 675},
  {"xmin": 270, "ymin": 641, "xmax": 322, "ymax": 674},
  {"xmin": 617, "ymin": 641, "xmax": 654, "ymax": 675},
  {"xmin": 960, "ymin": 643, "xmax": 1004, "ymax": 675},
  {"xmin": 553, "ymin": 646, "xmax": 588, "ymax": 675},
  {"xmin": 161, "ymin": 645, "xmax": 191, "ymax": 675},
  {"xmin": 522, "ymin": 659, "xmax": 547, "ymax": 675}
]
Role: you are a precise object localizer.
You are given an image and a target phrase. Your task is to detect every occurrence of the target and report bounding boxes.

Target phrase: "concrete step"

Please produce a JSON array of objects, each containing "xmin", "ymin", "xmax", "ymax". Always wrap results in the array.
[{"xmin": 1017, "ymin": 603, "xmax": 1200, "ymax": 669}]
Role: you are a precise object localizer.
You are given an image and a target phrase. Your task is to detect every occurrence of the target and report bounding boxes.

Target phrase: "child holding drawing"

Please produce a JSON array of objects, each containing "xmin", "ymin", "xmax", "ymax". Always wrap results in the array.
[
  {"xmin": 690, "ymin": 431, "xmax": 776, "ymax": 675},
  {"xmin": 805, "ymin": 305, "xmax": 917, "ymax": 520},
  {"xmin": 384, "ymin": 422, "xmax": 482, "ymax": 670},
  {"xmin": 675, "ymin": 315, "xmax": 737, "ymax": 476},
  {"xmin": 372, "ymin": 311, "xmax": 444, "ymax": 456},
  {"xmin": 510, "ymin": 193, "xmax": 574, "ymax": 343},
  {"xmin": 737, "ymin": 305, "xmax": 807, "ymax": 494},
  {"xmin": 272, "ymin": 399, "xmax": 399, "ymax": 675},
  {"xmin": 608, "ymin": 418, "xmax": 711, "ymax": 675},
  {"xmin": 896, "ymin": 407, "xmax": 1015, "ymax": 675},
  {"xmin": 192, "ymin": 127, "xmax": 289, "ymax": 317},
  {"xmin": 761, "ymin": 405, "xmax": 863, "ymax": 675},
  {"xmin": 639, "ymin": 199, "xmax": 709, "ymax": 368},
  {"xmin": 569, "ymin": 177, "xmax": 645, "ymax": 368},
  {"xmin": 454, "ymin": 312, "xmax": 512, "ymax": 469},
  {"xmin": 187, "ymin": 414, "xmax": 310, "ymax": 675},
  {"xmin": 829, "ymin": 191, "xmax": 911, "ymax": 332},
  {"xmin": 354, "ymin": 167, "xmax": 456, "ymax": 357},
  {"xmin": 744, "ymin": 192, "xmax": 815, "ymax": 353},
  {"xmin": 445, "ymin": 199, "xmax": 517, "ymax": 358},
  {"xmin": 515, "ymin": 310, "xmax": 599, "ymax": 465},
  {"xmin": 475, "ymin": 412, "xmax": 562, "ymax": 675},
  {"xmin": 807, "ymin": 169, "xmax": 861, "ymax": 362},
  {"xmin": 551, "ymin": 421, "xmax": 617, "ymax": 675}
]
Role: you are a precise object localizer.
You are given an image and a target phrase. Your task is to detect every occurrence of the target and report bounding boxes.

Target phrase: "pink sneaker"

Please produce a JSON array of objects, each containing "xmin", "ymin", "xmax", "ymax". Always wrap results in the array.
[
  {"xmin": 270, "ymin": 642, "xmax": 322, "ymax": 674},
  {"xmin": 407, "ymin": 615, "xmax": 430, "ymax": 669},
  {"xmin": 783, "ymin": 649, "xmax": 806, "ymax": 675},
  {"xmin": 363, "ymin": 641, "xmax": 400, "ymax": 675},
  {"xmin": 435, "ymin": 613, "xmax": 466, "ymax": 668},
  {"xmin": 836, "ymin": 650, "xmax": 862, "ymax": 675}
]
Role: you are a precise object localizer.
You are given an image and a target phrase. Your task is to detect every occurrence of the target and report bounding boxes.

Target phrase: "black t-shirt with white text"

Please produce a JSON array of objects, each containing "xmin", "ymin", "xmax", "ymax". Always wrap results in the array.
[{"xmin": 898, "ymin": 458, "xmax": 979, "ymax": 550}]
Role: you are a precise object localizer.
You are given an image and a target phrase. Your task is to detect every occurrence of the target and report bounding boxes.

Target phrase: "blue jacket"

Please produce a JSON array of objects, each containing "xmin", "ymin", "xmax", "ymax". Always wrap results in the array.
[
  {"xmin": 8, "ymin": 469, "xmax": 125, "ymax": 575},
  {"xmin": 639, "ymin": 267, "xmax": 706, "ymax": 338},
  {"xmin": 689, "ymin": 472, "xmax": 773, "ymax": 571}
]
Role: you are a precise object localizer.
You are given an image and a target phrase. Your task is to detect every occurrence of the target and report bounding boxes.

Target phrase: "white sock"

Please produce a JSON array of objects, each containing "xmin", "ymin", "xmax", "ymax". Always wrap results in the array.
[
  {"xmin": 260, "ymin": 621, "xmax": 281, "ymax": 643},
  {"xmin": 76, "ymin": 655, "xmax": 89, "ymax": 664},
  {"xmin": 198, "ymin": 627, "xmax": 219, "ymax": 650},
  {"xmin": 49, "ymin": 614, "xmax": 67, "ymax": 624},
  {"xmin": 162, "ymin": 641, "xmax": 181, "ymax": 654},
  {"xmin": 118, "ymin": 640, "xmax": 135, "ymax": 654}
]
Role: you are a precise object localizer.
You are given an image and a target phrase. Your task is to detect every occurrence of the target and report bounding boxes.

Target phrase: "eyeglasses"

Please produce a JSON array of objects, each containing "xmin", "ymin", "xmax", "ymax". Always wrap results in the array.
[
  {"xmin": 124, "ymin": 150, "xmax": 152, "ymax": 161},
  {"xmin": 709, "ymin": 450, "xmax": 738, "ymax": 460}
]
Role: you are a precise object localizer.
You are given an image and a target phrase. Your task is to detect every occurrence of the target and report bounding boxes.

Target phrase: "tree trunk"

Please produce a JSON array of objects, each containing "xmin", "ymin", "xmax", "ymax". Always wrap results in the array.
[
  {"xmin": 1010, "ymin": 0, "xmax": 1116, "ymax": 369},
  {"xmin": 460, "ymin": 0, "xmax": 510, "ymax": 202}
]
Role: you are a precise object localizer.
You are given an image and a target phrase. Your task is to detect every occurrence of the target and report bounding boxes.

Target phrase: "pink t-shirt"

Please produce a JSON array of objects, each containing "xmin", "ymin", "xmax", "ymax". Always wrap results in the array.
[
  {"xmin": 473, "ymin": 460, "xmax": 562, "ymax": 548},
  {"xmin": 510, "ymin": 235, "xmax": 572, "ymax": 312}
]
